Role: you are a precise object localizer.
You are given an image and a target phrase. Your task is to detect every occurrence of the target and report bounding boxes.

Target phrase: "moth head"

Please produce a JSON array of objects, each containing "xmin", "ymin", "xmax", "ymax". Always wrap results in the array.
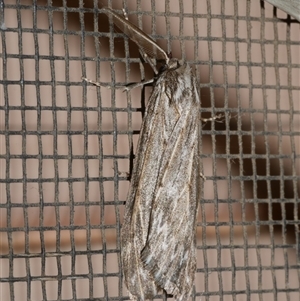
[
  {"xmin": 167, "ymin": 58, "xmax": 180, "ymax": 70},
  {"xmin": 159, "ymin": 58, "xmax": 180, "ymax": 74}
]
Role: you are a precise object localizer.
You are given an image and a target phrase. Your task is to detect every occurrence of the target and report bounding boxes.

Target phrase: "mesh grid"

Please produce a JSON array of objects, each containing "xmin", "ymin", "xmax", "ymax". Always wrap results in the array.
[{"xmin": 0, "ymin": 0, "xmax": 299, "ymax": 300}]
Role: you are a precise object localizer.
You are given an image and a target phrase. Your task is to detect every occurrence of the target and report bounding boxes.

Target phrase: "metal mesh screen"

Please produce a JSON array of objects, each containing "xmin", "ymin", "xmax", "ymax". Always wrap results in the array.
[{"xmin": 0, "ymin": 0, "xmax": 299, "ymax": 300}]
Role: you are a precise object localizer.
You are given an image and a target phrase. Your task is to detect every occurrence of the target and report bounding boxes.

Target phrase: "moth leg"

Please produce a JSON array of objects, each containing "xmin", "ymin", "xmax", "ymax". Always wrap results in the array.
[
  {"xmin": 82, "ymin": 77, "xmax": 114, "ymax": 88},
  {"xmin": 123, "ymin": 78, "xmax": 154, "ymax": 91},
  {"xmin": 201, "ymin": 113, "xmax": 224, "ymax": 123},
  {"xmin": 83, "ymin": 77, "xmax": 137, "ymax": 90},
  {"xmin": 82, "ymin": 76, "xmax": 153, "ymax": 91}
]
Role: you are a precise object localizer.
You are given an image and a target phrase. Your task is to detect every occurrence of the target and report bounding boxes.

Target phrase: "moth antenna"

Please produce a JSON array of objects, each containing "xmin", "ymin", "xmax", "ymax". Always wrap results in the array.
[{"xmin": 102, "ymin": 7, "xmax": 169, "ymax": 63}]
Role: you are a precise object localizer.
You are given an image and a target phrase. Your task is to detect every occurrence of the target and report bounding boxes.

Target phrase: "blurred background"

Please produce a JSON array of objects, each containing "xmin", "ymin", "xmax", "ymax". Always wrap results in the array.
[{"xmin": 0, "ymin": 0, "xmax": 299, "ymax": 300}]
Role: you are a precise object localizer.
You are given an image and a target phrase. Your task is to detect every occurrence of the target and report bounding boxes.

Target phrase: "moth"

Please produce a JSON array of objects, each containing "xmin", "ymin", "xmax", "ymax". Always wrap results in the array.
[{"xmin": 85, "ymin": 7, "xmax": 201, "ymax": 301}]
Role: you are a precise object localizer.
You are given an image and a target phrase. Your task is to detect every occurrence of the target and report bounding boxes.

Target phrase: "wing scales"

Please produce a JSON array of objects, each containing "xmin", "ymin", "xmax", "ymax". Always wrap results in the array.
[
  {"xmin": 121, "ymin": 64, "xmax": 201, "ymax": 301},
  {"xmin": 140, "ymin": 90, "xmax": 199, "ymax": 299}
]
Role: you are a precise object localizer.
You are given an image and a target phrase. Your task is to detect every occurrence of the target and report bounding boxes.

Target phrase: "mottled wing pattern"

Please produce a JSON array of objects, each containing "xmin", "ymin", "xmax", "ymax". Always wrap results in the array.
[
  {"xmin": 121, "ymin": 64, "xmax": 201, "ymax": 301},
  {"xmin": 120, "ymin": 81, "xmax": 166, "ymax": 299},
  {"xmin": 140, "ymin": 66, "xmax": 200, "ymax": 300}
]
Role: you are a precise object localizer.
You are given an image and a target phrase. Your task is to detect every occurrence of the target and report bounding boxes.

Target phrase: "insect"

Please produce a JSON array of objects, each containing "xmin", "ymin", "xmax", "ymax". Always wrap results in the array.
[{"xmin": 84, "ymin": 7, "xmax": 201, "ymax": 301}]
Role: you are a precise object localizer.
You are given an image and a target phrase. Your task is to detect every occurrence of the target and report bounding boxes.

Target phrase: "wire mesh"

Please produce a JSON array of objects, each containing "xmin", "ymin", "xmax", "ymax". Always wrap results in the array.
[{"xmin": 0, "ymin": 0, "xmax": 299, "ymax": 300}]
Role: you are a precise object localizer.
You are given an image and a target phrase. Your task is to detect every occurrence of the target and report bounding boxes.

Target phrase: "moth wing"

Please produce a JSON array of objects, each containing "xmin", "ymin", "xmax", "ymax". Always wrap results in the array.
[
  {"xmin": 102, "ymin": 7, "xmax": 169, "ymax": 62},
  {"xmin": 122, "ymin": 64, "xmax": 200, "ymax": 300},
  {"xmin": 140, "ymin": 95, "xmax": 200, "ymax": 299},
  {"xmin": 120, "ymin": 88, "xmax": 171, "ymax": 300}
]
